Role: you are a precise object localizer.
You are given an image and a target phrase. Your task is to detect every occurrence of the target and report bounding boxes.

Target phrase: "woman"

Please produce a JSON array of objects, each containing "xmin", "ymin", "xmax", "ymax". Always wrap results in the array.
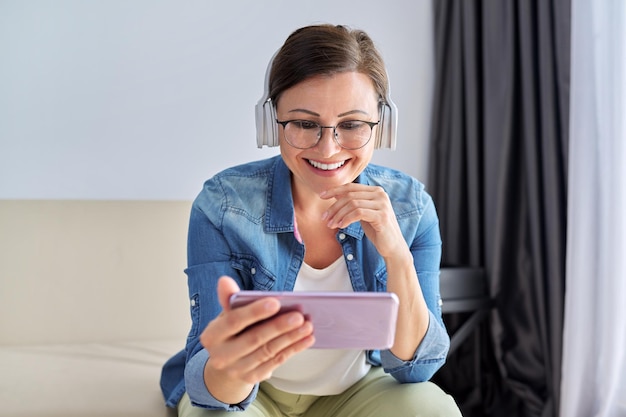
[{"xmin": 161, "ymin": 24, "xmax": 461, "ymax": 416}]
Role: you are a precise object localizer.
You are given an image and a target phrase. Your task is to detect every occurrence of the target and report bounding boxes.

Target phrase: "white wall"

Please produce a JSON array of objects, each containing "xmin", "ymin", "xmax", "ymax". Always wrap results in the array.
[{"xmin": 0, "ymin": 0, "xmax": 434, "ymax": 200}]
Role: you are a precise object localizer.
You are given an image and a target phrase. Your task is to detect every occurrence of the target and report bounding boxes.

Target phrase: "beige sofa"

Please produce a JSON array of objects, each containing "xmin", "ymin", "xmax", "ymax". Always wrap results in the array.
[{"xmin": 0, "ymin": 200, "xmax": 193, "ymax": 417}]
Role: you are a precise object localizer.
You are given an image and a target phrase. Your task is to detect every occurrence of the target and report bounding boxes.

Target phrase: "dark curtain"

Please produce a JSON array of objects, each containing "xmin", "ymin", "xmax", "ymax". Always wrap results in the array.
[{"xmin": 428, "ymin": 1, "xmax": 570, "ymax": 417}]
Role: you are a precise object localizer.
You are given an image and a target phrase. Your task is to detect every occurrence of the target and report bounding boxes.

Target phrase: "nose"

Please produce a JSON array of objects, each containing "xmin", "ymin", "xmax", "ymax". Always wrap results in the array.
[{"xmin": 316, "ymin": 126, "xmax": 341, "ymax": 156}]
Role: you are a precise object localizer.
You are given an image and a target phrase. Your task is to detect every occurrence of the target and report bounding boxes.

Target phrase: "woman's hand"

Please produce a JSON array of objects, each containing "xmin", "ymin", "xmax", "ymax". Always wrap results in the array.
[
  {"xmin": 320, "ymin": 183, "xmax": 406, "ymax": 259},
  {"xmin": 199, "ymin": 276, "xmax": 315, "ymax": 405}
]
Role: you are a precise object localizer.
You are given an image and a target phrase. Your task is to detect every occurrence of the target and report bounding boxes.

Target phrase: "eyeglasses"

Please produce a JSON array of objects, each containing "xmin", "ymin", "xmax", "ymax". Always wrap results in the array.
[{"xmin": 276, "ymin": 119, "xmax": 380, "ymax": 150}]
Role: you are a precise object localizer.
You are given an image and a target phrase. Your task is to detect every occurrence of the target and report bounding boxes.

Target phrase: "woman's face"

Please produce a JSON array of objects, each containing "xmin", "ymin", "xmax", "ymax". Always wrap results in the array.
[{"xmin": 276, "ymin": 71, "xmax": 380, "ymax": 198}]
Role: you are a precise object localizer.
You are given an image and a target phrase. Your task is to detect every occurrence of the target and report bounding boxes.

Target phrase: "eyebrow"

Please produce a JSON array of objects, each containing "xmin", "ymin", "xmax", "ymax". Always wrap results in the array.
[{"xmin": 287, "ymin": 109, "xmax": 371, "ymax": 118}]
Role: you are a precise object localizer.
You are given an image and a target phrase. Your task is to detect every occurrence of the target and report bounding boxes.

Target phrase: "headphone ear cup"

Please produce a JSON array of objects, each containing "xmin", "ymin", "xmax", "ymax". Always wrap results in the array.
[
  {"xmin": 255, "ymin": 97, "xmax": 279, "ymax": 147},
  {"xmin": 256, "ymin": 50, "xmax": 281, "ymax": 148},
  {"xmin": 255, "ymin": 98, "xmax": 269, "ymax": 148},
  {"xmin": 376, "ymin": 100, "xmax": 397, "ymax": 150},
  {"xmin": 265, "ymin": 101, "xmax": 279, "ymax": 147}
]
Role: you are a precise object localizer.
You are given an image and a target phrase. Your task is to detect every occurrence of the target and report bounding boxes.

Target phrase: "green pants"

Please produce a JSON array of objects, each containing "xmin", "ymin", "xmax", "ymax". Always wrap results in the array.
[{"xmin": 177, "ymin": 367, "xmax": 461, "ymax": 417}]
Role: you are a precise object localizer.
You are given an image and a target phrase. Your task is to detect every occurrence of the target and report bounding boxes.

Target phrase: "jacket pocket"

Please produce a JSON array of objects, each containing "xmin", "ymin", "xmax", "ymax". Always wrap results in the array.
[
  {"xmin": 231, "ymin": 255, "xmax": 276, "ymax": 290},
  {"xmin": 187, "ymin": 293, "xmax": 201, "ymax": 340},
  {"xmin": 374, "ymin": 266, "xmax": 388, "ymax": 292}
]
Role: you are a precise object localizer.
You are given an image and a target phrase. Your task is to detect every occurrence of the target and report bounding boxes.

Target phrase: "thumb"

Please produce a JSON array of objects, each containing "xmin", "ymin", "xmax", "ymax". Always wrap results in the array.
[{"xmin": 217, "ymin": 275, "xmax": 241, "ymax": 312}]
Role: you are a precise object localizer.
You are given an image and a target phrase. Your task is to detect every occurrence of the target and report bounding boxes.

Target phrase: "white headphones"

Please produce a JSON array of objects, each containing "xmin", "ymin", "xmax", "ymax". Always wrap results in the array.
[{"xmin": 255, "ymin": 51, "xmax": 398, "ymax": 150}]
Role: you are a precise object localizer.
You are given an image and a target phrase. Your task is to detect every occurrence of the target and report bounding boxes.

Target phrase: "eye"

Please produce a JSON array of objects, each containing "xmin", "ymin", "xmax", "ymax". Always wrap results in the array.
[
  {"xmin": 292, "ymin": 120, "xmax": 319, "ymax": 130},
  {"xmin": 337, "ymin": 121, "xmax": 366, "ymax": 131}
]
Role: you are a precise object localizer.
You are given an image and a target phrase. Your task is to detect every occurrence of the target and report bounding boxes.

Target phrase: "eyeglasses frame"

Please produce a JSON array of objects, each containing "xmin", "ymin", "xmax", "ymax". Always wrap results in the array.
[{"xmin": 275, "ymin": 119, "xmax": 380, "ymax": 150}]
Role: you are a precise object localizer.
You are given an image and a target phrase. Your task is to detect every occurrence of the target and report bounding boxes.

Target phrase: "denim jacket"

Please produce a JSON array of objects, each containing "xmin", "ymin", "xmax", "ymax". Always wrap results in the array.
[{"xmin": 160, "ymin": 156, "xmax": 450, "ymax": 410}]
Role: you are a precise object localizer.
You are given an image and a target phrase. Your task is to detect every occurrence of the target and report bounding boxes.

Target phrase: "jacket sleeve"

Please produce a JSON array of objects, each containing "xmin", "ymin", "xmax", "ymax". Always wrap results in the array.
[
  {"xmin": 379, "ymin": 310, "xmax": 450, "ymax": 382},
  {"xmin": 379, "ymin": 188, "xmax": 450, "ymax": 382},
  {"xmin": 184, "ymin": 349, "xmax": 259, "ymax": 411},
  {"xmin": 182, "ymin": 185, "xmax": 260, "ymax": 410}
]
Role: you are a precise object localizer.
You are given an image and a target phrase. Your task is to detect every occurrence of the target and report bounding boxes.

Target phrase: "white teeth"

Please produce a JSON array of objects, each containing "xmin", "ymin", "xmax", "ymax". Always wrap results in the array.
[{"xmin": 308, "ymin": 160, "xmax": 346, "ymax": 170}]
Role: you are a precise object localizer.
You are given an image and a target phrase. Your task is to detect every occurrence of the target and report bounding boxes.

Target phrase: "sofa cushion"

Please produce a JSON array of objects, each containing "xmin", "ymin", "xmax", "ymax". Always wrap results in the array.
[{"xmin": 0, "ymin": 340, "xmax": 181, "ymax": 417}]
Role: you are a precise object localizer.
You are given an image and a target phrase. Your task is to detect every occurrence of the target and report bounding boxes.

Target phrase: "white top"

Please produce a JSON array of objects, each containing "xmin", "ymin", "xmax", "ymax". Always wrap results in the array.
[{"xmin": 266, "ymin": 257, "xmax": 371, "ymax": 395}]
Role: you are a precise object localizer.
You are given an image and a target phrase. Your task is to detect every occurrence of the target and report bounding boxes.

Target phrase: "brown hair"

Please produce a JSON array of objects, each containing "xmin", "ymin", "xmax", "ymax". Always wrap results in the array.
[{"xmin": 269, "ymin": 24, "xmax": 389, "ymax": 105}]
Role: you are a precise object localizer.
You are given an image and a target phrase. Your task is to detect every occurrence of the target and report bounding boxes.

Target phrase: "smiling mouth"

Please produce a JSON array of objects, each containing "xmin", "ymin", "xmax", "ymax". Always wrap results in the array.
[{"xmin": 307, "ymin": 159, "xmax": 347, "ymax": 171}]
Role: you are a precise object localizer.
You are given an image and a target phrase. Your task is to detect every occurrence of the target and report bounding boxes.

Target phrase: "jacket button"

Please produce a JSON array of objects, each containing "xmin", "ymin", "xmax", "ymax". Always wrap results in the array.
[
  {"xmin": 339, "ymin": 233, "xmax": 346, "ymax": 240},
  {"xmin": 346, "ymin": 254, "xmax": 354, "ymax": 261}
]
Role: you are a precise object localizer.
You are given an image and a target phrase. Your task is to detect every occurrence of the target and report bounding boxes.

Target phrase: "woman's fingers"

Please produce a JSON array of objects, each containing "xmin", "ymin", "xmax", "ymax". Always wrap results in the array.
[
  {"xmin": 321, "ymin": 185, "xmax": 392, "ymax": 229},
  {"xmin": 201, "ymin": 295, "xmax": 281, "ymax": 349},
  {"xmin": 201, "ymin": 278, "xmax": 316, "ymax": 381},
  {"xmin": 216, "ymin": 275, "xmax": 242, "ymax": 312},
  {"xmin": 320, "ymin": 184, "xmax": 405, "ymax": 257},
  {"xmin": 232, "ymin": 319, "xmax": 315, "ymax": 383},
  {"xmin": 204, "ymin": 309, "xmax": 314, "ymax": 383}
]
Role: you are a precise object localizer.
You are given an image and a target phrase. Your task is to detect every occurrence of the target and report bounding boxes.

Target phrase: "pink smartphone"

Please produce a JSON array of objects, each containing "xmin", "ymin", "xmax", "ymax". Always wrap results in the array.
[{"xmin": 229, "ymin": 291, "xmax": 399, "ymax": 349}]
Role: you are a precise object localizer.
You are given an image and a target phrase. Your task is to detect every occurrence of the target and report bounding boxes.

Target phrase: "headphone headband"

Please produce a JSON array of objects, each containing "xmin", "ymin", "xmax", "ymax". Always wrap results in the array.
[{"xmin": 255, "ymin": 51, "xmax": 397, "ymax": 150}]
